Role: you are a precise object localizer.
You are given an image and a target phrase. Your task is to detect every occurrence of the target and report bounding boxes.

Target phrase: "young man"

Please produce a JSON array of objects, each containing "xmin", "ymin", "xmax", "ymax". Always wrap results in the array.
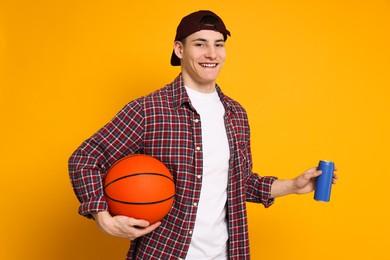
[{"xmin": 69, "ymin": 10, "xmax": 336, "ymax": 259}]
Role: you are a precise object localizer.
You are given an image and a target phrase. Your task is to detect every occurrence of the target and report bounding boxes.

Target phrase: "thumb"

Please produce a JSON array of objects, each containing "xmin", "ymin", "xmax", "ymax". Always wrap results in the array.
[
  {"xmin": 128, "ymin": 218, "xmax": 151, "ymax": 228},
  {"xmin": 304, "ymin": 167, "xmax": 321, "ymax": 179}
]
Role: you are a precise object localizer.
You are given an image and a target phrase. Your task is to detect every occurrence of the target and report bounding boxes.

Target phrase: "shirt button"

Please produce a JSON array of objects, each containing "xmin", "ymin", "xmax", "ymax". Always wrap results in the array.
[
  {"xmin": 196, "ymin": 146, "xmax": 201, "ymax": 151},
  {"xmin": 189, "ymin": 230, "xmax": 193, "ymax": 234},
  {"xmin": 197, "ymin": 175, "xmax": 201, "ymax": 179},
  {"xmin": 194, "ymin": 119, "xmax": 199, "ymax": 123},
  {"xmin": 193, "ymin": 202, "xmax": 198, "ymax": 206}
]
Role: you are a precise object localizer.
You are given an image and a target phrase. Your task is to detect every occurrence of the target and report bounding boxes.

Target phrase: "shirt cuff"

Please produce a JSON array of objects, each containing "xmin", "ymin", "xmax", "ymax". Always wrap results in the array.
[
  {"xmin": 78, "ymin": 196, "xmax": 108, "ymax": 219},
  {"xmin": 259, "ymin": 176, "xmax": 278, "ymax": 208}
]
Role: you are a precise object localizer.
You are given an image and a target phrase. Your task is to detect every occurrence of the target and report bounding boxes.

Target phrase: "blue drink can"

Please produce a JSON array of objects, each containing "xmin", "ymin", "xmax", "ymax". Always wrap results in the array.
[{"xmin": 314, "ymin": 160, "xmax": 335, "ymax": 202}]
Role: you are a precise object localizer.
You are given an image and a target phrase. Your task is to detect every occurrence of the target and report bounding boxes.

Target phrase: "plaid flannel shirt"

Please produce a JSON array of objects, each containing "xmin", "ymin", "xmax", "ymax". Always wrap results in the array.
[{"xmin": 68, "ymin": 74, "xmax": 277, "ymax": 259}]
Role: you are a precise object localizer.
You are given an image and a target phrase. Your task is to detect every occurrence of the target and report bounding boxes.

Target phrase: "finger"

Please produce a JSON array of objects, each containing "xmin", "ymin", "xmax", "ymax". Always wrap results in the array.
[
  {"xmin": 314, "ymin": 170, "xmax": 322, "ymax": 177},
  {"xmin": 145, "ymin": 221, "xmax": 161, "ymax": 231},
  {"xmin": 142, "ymin": 221, "xmax": 161, "ymax": 234},
  {"xmin": 332, "ymin": 174, "xmax": 338, "ymax": 184},
  {"xmin": 127, "ymin": 218, "xmax": 150, "ymax": 228},
  {"xmin": 306, "ymin": 168, "xmax": 321, "ymax": 179},
  {"xmin": 130, "ymin": 221, "xmax": 161, "ymax": 239}
]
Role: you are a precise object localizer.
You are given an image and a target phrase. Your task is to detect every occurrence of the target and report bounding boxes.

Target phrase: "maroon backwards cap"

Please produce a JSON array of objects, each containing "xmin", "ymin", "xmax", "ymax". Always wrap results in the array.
[{"xmin": 171, "ymin": 10, "xmax": 231, "ymax": 66}]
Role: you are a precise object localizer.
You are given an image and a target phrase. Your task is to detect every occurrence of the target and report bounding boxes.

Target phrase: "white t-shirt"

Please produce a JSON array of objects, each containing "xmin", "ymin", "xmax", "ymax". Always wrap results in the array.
[{"xmin": 185, "ymin": 87, "xmax": 230, "ymax": 260}]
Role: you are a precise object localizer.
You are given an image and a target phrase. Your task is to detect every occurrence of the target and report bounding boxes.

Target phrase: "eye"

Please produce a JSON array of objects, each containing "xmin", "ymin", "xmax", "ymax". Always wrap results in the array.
[{"xmin": 195, "ymin": 43, "xmax": 205, "ymax": 47}]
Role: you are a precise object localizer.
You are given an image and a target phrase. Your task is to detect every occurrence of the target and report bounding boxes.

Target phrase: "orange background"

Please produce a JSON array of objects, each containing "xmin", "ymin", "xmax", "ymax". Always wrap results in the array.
[{"xmin": 1, "ymin": 1, "xmax": 389, "ymax": 259}]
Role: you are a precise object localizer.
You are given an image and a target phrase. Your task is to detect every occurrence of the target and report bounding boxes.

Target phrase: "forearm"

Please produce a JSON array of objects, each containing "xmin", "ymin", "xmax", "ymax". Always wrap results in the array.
[
  {"xmin": 270, "ymin": 179, "xmax": 296, "ymax": 198},
  {"xmin": 270, "ymin": 167, "xmax": 322, "ymax": 198},
  {"xmin": 92, "ymin": 211, "xmax": 114, "ymax": 234},
  {"xmin": 92, "ymin": 211, "xmax": 110, "ymax": 221}
]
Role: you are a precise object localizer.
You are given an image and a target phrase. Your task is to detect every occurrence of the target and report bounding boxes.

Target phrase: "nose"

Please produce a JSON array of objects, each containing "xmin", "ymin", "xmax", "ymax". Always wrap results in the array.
[{"xmin": 205, "ymin": 45, "xmax": 217, "ymax": 60}]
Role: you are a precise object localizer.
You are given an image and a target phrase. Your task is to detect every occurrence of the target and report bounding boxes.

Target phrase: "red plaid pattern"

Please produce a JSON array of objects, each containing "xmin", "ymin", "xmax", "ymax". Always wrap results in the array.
[{"xmin": 69, "ymin": 74, "xmax": 277, "ymax": 259}]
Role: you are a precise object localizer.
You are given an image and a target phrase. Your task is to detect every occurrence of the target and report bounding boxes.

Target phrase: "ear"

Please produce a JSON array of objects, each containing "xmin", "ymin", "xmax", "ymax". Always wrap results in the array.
[{"xmin": 173, "ymin": 41, "xmax": 184, "ymax": 59}]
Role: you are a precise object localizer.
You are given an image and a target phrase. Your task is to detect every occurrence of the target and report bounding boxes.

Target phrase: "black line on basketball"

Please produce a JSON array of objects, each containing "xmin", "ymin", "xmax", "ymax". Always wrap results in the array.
[
  {"xmin": 105, "ymin": 194, "xmax": 175, "ymax": 205},
  {"xmin": 104, "ymin": 172, "xmax": 175, "ymax": 205},
  {"xmin": 104, "ymin": 172, "xmax": 174, "ymax": 188}
]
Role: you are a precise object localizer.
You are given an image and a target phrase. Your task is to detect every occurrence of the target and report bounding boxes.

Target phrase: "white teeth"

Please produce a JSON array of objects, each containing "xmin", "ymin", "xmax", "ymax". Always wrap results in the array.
[{"xmin": 200, "ymin": 63, "xmax": 217, "ymax": 68}]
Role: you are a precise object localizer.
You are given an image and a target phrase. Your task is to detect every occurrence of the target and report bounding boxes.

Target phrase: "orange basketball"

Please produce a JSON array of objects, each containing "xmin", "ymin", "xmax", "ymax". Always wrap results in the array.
[{"xmin": 103, "ymin": 154, "xmax": 175, "ymax": 223}]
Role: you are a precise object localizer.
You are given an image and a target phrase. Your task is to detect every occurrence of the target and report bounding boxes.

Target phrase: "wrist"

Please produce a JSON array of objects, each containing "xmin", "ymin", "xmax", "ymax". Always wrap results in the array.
[
  {"xmin": 92, "ymin": 211, "xmax": 115, "ymax": 235},
  {"xmin": 92, "ymin": 211, "xmax": 112, "ymax": 225},
  {"xmin": 271, "ymin": 179, "xmax": 295, "ymax": 198}
]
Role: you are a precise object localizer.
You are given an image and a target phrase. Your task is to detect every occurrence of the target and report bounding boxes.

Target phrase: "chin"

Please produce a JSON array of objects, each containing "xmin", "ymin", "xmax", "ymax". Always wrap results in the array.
[
  {"xmin": 200, "ymin": 72, "xmax": 220, "ymax": 82},
  {"xmin": 198, "ymin": 77, "xmax": 218, "ymax": 85}
]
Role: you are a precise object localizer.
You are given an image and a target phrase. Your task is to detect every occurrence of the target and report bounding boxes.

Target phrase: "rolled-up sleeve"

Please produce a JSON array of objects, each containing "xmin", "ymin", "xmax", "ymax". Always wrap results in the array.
[
  {"xmin": 68, "ymin": 99, "xmax": 145, "ymax": 218},
  {"xmin": 68, "ymin": 146, "xmax": 109, "ymax": 218},
  {"xmin": 245, "ymin": 174, "xmax": 278, "ymax": 208}
]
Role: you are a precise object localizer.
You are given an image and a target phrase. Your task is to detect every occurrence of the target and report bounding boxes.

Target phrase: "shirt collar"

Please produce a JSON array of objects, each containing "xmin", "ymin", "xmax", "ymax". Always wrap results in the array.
[
  {"xmin": 171, "ymin": 73, "xmax": 235, "ymax": 113},
  {"xmin": 171, "ymin": 74, "xmax": 190, "ymax": 109},
  {"xmin": 215, "ymin": 84, "xmax": 235, "ymax": 113}
]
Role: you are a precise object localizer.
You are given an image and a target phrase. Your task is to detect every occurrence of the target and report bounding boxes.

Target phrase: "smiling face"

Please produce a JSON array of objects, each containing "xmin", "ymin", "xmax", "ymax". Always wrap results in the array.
[{"xmin": 173, "ymin": 30, "xmax": 226, "ymax": 93}]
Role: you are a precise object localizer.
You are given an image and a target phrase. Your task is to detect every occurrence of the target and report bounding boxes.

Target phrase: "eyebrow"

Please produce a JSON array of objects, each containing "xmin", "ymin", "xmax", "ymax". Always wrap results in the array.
[{"xmin": 191, "ymin": 38, "xmax": 225, "ymax": 43}]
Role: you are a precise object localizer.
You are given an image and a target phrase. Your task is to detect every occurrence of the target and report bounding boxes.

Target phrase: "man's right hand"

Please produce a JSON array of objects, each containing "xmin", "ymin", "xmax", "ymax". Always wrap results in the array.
[{"xmin": 92, "ymin": 211, "xmax": 161, "ymax": 240}]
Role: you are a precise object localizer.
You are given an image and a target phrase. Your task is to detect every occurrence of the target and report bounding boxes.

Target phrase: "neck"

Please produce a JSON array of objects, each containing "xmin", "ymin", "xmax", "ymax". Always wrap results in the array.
[{"xmin": 181, "ymin": 72, "xmax": 216, "ymax": 93}]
